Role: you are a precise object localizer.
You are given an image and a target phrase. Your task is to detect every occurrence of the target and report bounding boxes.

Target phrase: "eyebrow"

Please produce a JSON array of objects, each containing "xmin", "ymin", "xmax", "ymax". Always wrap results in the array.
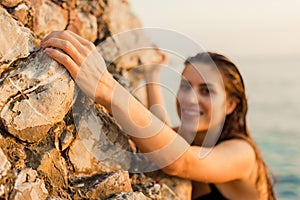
[
  {"xmin": 199, "ymin": 83, "xmax": 215, "ymax": 88},
  {"xmin": 180, "ymin": 80, "xmax": 217, "ymax": 91},
  {"xmin": 180, "ymin": 79, "xmax": 189, "ymax": 84}
]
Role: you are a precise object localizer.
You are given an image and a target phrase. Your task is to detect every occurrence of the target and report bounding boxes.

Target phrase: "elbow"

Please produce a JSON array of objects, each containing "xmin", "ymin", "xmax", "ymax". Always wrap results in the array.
[{"xmin": 162, "ymin": 158, "xmax": 185, "ymax": 177}]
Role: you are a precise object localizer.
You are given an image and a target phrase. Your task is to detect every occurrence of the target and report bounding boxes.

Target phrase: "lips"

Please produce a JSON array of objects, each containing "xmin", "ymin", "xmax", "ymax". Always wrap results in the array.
[{"xmin": 181, "ymin": 108, "xmax": 204, "ymax": 117}]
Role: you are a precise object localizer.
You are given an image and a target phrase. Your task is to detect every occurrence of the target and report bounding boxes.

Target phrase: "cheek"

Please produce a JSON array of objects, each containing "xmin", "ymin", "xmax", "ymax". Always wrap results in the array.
[
  {"xmin": 210, "ymin": 98, "xmax": 227, "ymax": 117},
  {"xmin": 176, "ymin": 89, "xmax": 188, "ymax": 102}
]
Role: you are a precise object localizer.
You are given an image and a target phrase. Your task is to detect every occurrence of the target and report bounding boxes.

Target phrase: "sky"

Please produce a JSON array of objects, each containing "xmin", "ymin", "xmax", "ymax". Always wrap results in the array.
[{"xmin": 129, "ymin": 0, "xmax": 300, "ymax": 59}]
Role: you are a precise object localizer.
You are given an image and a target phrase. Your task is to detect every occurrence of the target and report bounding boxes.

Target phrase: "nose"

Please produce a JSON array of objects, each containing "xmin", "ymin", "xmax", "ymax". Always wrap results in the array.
[{"xmin": 183, "ymin": 87, "xmax": 199, "ymax": 105}]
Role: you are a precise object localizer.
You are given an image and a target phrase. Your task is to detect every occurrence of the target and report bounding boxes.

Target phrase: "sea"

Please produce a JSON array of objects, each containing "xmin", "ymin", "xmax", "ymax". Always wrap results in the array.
[{"xmin": 158, "ymin": 55, "xmax": 300, "ymax": 199}]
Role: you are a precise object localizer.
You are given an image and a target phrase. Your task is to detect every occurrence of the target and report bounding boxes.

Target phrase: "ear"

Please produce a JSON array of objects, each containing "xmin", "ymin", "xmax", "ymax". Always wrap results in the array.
[{"xmin": 226, "ymin": 97, "xmax": 238, "ymax": 115}]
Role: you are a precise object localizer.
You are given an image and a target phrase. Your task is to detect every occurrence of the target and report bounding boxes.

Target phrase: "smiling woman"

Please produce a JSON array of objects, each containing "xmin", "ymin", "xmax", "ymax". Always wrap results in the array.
[
  {"xmin": 145, "ymin": 52, "xmax": 277, "ymax": 199},
  {"xmin": 177, "ymin": 62, "xmax": 229, "ymax": 136},
  {"xmin": 42, "ymin": 29, "xmax": 277, "ymax": 199}
]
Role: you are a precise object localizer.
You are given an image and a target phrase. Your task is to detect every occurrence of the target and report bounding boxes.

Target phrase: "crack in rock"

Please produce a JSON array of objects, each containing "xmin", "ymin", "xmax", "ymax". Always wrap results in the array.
[{"xmin": 0, "ymin": 50, "xmax": 74, "ymax": 143}]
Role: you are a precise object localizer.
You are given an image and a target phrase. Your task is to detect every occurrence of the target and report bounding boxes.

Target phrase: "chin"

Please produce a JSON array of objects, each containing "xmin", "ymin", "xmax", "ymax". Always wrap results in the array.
[{"xmin": 179, "ymin": 121, "xmax": 200, "ymax": 133}]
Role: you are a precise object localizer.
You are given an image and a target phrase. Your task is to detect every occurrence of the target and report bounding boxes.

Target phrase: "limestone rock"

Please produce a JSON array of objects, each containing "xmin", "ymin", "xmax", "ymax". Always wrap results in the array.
[
  {"xmin": 0, "ymin": 147, "xmax": 11, "ymax": 179},
  {"xmin": 69, "ymin": 101, "xmax": 131, "ymax": 174},
  {"xmin": 131, "ymin": 173, "xmax": 161, "ymax": 199},
  {"xmin": 58, "ymin": 125, "xmax": 75, "ymax": 151},
  {"xmin": 11, "ymin": 3, "xmax": 31, "ymax": 26},
  {"xmin": 0, "ymin": 1, "xmax": 192, "ymax": 199},
  {"xmin": 107, "ymin": 192, "xmax": 151, "ymax": 200},
  {"xmin": 0, "ymin": 136, "xmax": 26, "ymax": 170},
  {"xmin": 0, "ymin": 184, "xmax": 4, "ymax": 197},
  {"xmin": 96, "ymin": 0, "xmax": 162, "ymax": 70},
  {"xmin": 31, "ymin": 0, "xmax": 68, "ymax": 39},
  {"xmin": 0, "ymin": 49, "xmax": 74, "ymax": 143},
  {"xmin": 0, "ymin": 6, "xmax": 33, "ymax": 73},
  {"xmin": 89, "ymin": 170, "xmax": 132, "ymax": 199},
  {"xmin": 37, "ymin": 149, "xmax": 68, "ymax": 188},
  {"xmin": 68, "ymin": 137, "xmax": 106, "ymax": 174},
  {"xmin": 104, "ymin": 0, "xmax": 141, "ymax": 34},
  {"xmin": 0, "ymin": 0, "xmax": 23, "ymax": 7},
  {"xmin": 47, "ymin": 197, "xmax": 65, "ymax": 200},
  {"xmin": 13, "ymin": 168, "xmax": 49, "ymax": 200},
  {"xmin": 76, "ymin": 0, "xmax": 103, "ymax": 16},
  {"xmin": 67, "ymin": 10, "xmax": 98, "ymax": 42},
  {"xmin": 131, "ymin": 171, "xmax": 192, "ymax": 200},
  {"xmin": 96, "ymin": 29, "xmax": 163, "ymax": 70},
  {"xmin": 146, "ymin": 171, "xmax": 192, "ymax": 200},
  {"xmin": 70, "ymin": 170, "xmax": 132, "ymax": 199},
  {"xmin": 160, "ymin": 184, "xmax": 180, "ymax": 200}
]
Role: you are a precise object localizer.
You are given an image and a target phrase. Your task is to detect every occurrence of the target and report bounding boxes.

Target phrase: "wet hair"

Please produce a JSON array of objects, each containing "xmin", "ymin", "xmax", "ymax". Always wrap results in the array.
[{"xmin": 184, "ymin": 52, "xmax": 276, "ymax": 199}]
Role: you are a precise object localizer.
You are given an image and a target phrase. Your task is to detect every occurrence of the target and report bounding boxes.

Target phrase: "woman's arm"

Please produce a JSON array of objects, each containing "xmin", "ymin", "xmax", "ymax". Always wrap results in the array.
[
  {"xmin": 143, "ymin": 53, "xmax": 171, "ymax": 126},
  {"xmin": 42, "ymin": 30, "xmax": 256, "ymax": 183}
]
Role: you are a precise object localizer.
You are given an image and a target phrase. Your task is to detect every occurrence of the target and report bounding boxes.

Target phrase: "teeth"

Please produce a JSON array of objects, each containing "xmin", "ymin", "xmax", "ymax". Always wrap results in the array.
[
  {"xmin": 182, "ymin": 108, "xmax": 205, "ymax": 117},
  {"xmin": 183, "ymin": 110, "xmax": 201, "ymax": 116}
]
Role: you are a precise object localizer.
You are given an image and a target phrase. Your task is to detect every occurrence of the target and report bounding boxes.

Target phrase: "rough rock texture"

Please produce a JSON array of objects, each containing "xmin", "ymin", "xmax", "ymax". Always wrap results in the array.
[
  {"xmin": 68, "ymin": 103, "xmax": 132, "ymax": 174},
  {"xmin": 107, "ymin": 192, "xmax": 151, "ymax": 200},
  {"xmin": 10, "ymin": 3, "xmax": 31, "ymax": 25},
  {"xmin": 68, "ymin": 10, "xmax": 98, "ymax": 42},
  {"xmin": 146, "ymin": 171, "xmax": 192, "ymax": 200},
  {"xmin": 1, "ymin": 0, "xmax": 22, "ymax": 7},
  {"xmin": 13, "ymin": 168, "xmax": 49, "ymax": 200},
  {"xmin": 0, "ymin": 147, "xmax": 11, "ymax": 179},
  {"xmin": 0, "ymin": 6, "xmax": 33, "ymax": 73},
  {"xmin": 31, "ymin": 0, "xmax": 69, "ymax": 40},
  {"xmin": 0, "ymin": 50, "xmax": 74, "ymax": 143},
  {"xmin": 0, "ymin": 0, "xmax": 192, "ymax": 199}
]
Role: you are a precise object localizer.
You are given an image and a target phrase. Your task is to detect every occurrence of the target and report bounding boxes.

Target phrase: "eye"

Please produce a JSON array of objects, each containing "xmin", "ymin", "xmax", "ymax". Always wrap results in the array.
[
  {"xmin": 179, "ymin": 81, "xmax": 191, "ymax": 91},
  {"xmin": 180, "ymin": 83, "xmax": 191, "ymax": 91},
  {"xmin": 199, "ymin": 87, "xmax": 214, "ymax": 96}
]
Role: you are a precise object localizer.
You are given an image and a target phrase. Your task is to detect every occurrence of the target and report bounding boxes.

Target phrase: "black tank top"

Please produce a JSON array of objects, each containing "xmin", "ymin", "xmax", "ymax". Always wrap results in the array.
[{"xmin": 194, "ymin": 184, "xmax": 228, "ymax": 200}]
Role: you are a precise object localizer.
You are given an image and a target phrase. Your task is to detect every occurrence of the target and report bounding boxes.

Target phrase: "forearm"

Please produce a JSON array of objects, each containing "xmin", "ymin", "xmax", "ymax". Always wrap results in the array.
[
  {"xmin": 42, "ymin": 30, "xmax": 186, "ymax": 173},
  {"xmin": 144, "ymin": 70, "xmax": 171, "ymax": 125},
  {"xmin": 106, "ymin": 81, "xmax": 189, "ymax": 168}
]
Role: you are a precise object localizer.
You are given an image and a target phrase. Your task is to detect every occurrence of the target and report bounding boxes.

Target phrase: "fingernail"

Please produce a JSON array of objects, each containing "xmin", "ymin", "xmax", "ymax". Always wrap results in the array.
[{"xmin": 45, "ymin": 48, "xmax": 52, "ymax": 53}]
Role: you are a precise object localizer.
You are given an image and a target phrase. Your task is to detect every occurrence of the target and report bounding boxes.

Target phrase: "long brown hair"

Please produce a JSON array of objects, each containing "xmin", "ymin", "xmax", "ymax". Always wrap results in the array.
[{"xmin": 184, "ymin": 52, "xmax": 276, "ymax": 199}]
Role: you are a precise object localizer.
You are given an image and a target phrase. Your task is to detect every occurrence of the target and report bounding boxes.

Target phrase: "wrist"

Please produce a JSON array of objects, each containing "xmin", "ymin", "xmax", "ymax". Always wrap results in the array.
[
  {"xmin": 94, "ymin": 71, "xmax": 117, "ymax": 109},
  {"xmin": 144, "ymin": 70, "xmax": 160, "ymax": 83}
]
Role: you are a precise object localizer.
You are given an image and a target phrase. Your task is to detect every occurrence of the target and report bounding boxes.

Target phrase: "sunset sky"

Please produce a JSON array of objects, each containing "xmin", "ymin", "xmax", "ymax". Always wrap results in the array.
[{"xmin": 129, "ymin": 0, "xmax": 300, "ymax": 59}]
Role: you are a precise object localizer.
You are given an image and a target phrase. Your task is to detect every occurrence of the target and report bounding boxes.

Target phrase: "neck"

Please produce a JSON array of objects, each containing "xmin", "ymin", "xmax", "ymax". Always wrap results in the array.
[
  {"xmin": 193, "ymin": 130, "xmax": 206, "ymax": 146},
  {"xmin": 194, "ymin": 125, "xmax": 223, "ymax": 147},
  {"xmin": 178, "ymin": 124, "xmax": 223, "ymax": 147}
]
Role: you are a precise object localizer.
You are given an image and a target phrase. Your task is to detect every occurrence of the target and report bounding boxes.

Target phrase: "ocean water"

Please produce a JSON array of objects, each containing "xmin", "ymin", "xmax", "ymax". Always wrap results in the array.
[
  {"xmin": 159, "ymin": 55, "xmax": 300, "ymax": 199},
  {"xmin": 240, "ymin": 56, "xmax": 300, "ymax": 199}
]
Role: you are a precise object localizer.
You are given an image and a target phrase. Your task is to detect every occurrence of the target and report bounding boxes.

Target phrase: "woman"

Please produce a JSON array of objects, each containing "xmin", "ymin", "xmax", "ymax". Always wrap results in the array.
[{"xmin": 42, "ymin": 30, "xmax": 276, "ymax": 199}]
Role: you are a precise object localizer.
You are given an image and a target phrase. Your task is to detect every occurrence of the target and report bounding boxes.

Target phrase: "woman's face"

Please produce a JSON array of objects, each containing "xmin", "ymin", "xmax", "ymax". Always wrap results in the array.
[{"xmin": 176, "ymin": 63, "xmax": 233, "ymax": 133}]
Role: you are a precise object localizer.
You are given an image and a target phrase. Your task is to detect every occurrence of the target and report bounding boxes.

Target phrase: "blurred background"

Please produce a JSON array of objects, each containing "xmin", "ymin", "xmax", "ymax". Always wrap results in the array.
[{"xmin": 129, "ymin": 0, "xmax": 300, "ymax": 199}]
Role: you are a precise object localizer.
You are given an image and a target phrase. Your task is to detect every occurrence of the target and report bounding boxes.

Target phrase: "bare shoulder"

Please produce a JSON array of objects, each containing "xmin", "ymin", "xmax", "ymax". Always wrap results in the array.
[
  {"xmin": 216, "ymin": 139, "xmax": 256, "ymax": 178},
  {"xmin": 218, "ymin": 139, "xmax": 255, "ymax": 156}
]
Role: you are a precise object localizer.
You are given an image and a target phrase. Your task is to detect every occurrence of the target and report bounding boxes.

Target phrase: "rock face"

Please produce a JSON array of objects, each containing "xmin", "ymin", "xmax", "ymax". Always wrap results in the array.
[
  {"xmin": 0, "ymin": 6, "xmax": 33, "ymax": 73},
  {"xmin": 13, "ymin": 168, "xmax": 49, "ymax": 200},
  {"xmin": 0, "ymin": 147, "xmax": 11, "ymax": 179},
  {"xmin": 0, "ymin": 0, "xmax": 192, "ymax": 199},
  {"xmin": 0, "ymin": 50, "xmax": 74, "ymax": 143},
  {"xmin": 32, "ymin": 0, "xmax": 69, "ymax": 39}
]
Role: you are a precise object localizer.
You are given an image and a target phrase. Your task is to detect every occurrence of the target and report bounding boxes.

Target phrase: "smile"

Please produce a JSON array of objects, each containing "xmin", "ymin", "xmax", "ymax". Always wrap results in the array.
[{"xmin": 182, "ymin": 109, "xmax": 204, "ymax": 116}]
